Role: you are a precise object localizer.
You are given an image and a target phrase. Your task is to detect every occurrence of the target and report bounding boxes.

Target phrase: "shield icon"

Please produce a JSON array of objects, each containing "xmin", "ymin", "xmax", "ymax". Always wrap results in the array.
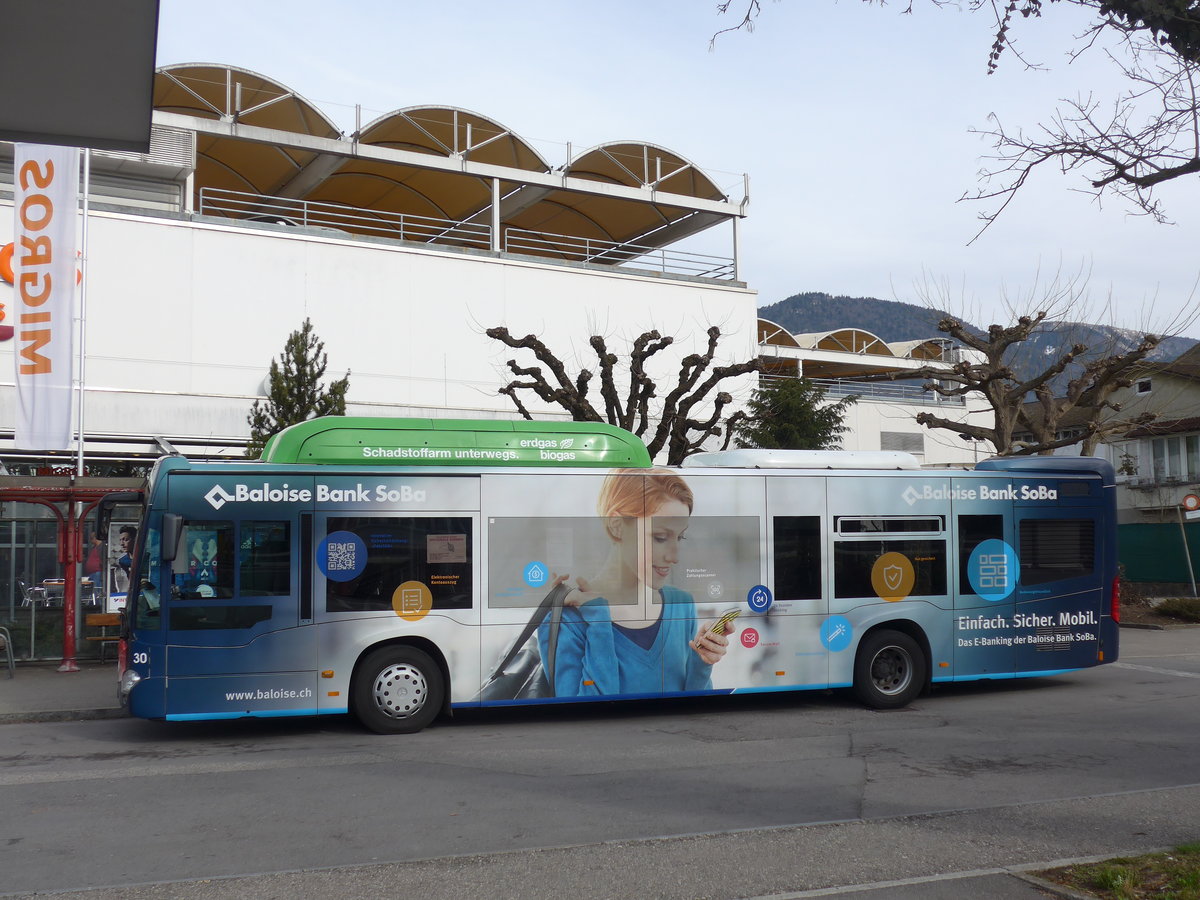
[{"xmin": 884, "ymin": 565, "xmax": 904, "ymax": 591}]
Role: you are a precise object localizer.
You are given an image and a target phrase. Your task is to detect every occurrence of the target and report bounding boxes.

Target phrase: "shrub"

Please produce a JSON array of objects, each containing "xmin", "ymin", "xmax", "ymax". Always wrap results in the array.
[{"xmin": 1156, "ymin": 597, "xmax": 1200, "ymax": 623}]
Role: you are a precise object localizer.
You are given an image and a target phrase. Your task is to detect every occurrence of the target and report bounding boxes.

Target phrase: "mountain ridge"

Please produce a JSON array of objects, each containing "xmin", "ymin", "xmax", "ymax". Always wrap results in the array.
[{"xmin": 759, "ymin": 292, "xmax": 1197, "ymax": 387}]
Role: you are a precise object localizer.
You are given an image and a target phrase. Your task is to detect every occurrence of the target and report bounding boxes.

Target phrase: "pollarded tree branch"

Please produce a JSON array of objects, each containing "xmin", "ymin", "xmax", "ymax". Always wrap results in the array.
[
  {"xmin": 489, "ymin": 324, "xmax": 758, "ymax": 462},
  {"xmin": 488, "ymin": 327, "xmax": 604, "ymax": 422}
]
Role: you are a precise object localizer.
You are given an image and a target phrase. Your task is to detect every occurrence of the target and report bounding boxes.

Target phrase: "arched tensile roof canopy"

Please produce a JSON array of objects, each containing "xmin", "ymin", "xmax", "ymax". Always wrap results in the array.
[
  {"xmin": 154, "ymin": 64, "xmax": 341, "ymax": 199},
  {"xmin": 757, "ymin": 318, "xmax": 802, "ymax": 378},
  {"xmin": 305, "ymin": 106, "xmax": 549, "ymax": 231},
  {"xmin": 757, "ymin": 318, "xmax": 802, "ymax": 348},
  {"xmin": 504, "ymin": 142, "xmax": 728, "ymax": 259},
  {"xmin": 757, "ymin": 325, "xmax": 958, "ymax": 380},
  {"xmin": 793, "ymin": 329, "xmax": 895, "ymax": 356},
  {"xmin": 888, "ymin": 338, "xmax": 952, "ymax": 361},
  {"xmin": 150, "ymin": 64, "xmax": 743, "ymax": 266},
  {"xmin": 359, "ymin": 106, "xmax": 549, "ymax": 171}
]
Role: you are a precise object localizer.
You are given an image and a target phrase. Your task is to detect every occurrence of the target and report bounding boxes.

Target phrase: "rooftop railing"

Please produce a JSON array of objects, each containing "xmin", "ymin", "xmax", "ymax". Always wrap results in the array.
[
  {"xmin": 199, "ymin": 187, "xmax": 493, "ymax": 250},
  {"xmin": 197, "ymin": 188, "xmax": 737, "ymax": 281},
  {"xmin": 760, "ymin": 374, "xmax": 964, "ymax": 406},
  {"xmin": 503, "ymin": 228, "xmax": 736, "ymax": 280}
]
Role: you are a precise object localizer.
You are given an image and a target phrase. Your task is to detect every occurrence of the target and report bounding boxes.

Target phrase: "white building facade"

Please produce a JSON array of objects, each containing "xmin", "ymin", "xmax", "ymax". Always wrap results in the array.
[{"xmin": 1, "ymin": 64, "xmax": 758, "ymax": 469}]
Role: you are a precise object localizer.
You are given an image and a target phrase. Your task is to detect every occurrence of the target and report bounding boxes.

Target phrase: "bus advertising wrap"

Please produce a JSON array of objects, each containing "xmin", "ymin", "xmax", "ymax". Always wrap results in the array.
[{"xmin": 116, "ymin": 421, "xmax": 1119, "ymax": 733}]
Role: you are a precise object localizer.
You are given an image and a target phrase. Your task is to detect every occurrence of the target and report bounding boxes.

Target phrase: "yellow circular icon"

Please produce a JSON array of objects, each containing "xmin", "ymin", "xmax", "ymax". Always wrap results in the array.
[
  {"xmin": 392, "ymin": 581, "xmax": 432, "ymax": 621},
  {"xmin": 871, "ymin": 552, "xmax": 915, "ymax": 602}
]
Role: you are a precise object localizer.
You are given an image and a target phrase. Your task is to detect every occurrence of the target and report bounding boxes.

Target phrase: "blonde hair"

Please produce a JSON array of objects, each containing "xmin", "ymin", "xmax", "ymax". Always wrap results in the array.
[{"xmin": 597, "ymin": 468, "xmax": 694, "ymax": 520}]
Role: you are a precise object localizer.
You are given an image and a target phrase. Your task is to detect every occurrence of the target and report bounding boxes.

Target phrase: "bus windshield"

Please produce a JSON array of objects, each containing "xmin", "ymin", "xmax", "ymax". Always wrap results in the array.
[{"xmin": 130, "ymin": 519, "xmax": 162, "ymax": 631}]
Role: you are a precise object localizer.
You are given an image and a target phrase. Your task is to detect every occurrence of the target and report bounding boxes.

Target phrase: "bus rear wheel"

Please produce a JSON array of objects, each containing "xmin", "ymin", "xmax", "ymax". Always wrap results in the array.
[
  {"xmin": 353, "ymin": 646, "xmax": 444, "ymax": 734},
  {"xmin": 853, "ymin": 629, "xmax": 926, "ymax": 710}
]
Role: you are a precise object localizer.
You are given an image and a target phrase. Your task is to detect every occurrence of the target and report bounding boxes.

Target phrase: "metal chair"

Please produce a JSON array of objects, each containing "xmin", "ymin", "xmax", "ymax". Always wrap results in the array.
[
  {"xmin": 0, "ymin": 626, "xmax": 14, "ymax": 678},
  {"xmin": 18, "ymin": 580, "xmax": 46, "ymax": 608}
]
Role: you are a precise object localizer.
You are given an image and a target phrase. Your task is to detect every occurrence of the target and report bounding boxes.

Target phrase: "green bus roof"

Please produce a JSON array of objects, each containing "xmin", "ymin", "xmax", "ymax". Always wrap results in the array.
[{"xmin": 259, "ymin": 417, "xmax": 653, "ymax": 468}]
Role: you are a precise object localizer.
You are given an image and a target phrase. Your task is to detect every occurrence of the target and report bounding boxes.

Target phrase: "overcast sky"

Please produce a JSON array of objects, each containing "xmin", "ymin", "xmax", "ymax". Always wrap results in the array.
[{"xmin": 156, "ymin": 0, "xmax": 1200, "ymax": 337}]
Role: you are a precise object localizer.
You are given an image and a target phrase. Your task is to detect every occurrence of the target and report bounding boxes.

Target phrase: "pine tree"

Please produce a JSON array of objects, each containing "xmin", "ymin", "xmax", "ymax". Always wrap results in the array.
[
  {"xmin": 730, "ymin": 378, "xmax": 855, "ymax": 450},
  {"xmin": 246, "ymin": 318, "xmax": 350, "ymax": 457}
]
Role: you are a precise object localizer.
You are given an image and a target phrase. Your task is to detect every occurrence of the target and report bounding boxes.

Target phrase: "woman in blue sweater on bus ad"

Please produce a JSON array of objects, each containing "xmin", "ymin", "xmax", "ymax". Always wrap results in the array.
[{"xmin": 538, "ymin": 468, "xmax": 730, "ymax": 697}]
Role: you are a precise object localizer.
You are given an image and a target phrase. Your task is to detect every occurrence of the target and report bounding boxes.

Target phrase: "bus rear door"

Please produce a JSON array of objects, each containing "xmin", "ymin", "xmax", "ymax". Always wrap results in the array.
[
  {"xmin": 952, "ymin": 480, "xmax": 1017, "ymax": 679},
  {"xmin": 1011, "ymin": 474, "xmax": 1107, "ymax": 674}
]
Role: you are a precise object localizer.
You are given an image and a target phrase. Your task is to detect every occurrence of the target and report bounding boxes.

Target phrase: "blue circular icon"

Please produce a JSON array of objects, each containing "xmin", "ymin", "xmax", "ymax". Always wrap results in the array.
[
  {"xmin": 747, "ymin": 584, "xmax": 773, "ymax": 613},
  {"xmin": 319, "ymin": 531, "xmax": 367, "ymax": 582},
  {"xmin": 821, "ymin": 615, "xmax": 853, "ymax": 652},
  {"xmin": 968, "ymin": 539, "xmax": 1019, "ymax": 601},
  {"xmin": 523, "ymin": 561, "xmax": 550, "ymax": 587}
]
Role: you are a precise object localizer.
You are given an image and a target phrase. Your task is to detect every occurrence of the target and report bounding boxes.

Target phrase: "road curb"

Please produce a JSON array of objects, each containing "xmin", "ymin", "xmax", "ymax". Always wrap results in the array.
[
  {"xmin": 1009, "ymin": 871, "xmax": 1102, "ymax": 899},
  {"xmin": 0, "ymin": 707, "xmax": 127, "ymax": 725}
]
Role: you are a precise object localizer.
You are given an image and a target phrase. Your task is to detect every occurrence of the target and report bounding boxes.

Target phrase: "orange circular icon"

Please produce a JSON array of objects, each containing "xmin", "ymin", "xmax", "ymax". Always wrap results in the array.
[
  {"xmin": 871, "ymin": 552, "xmax": 915, "ymax": 602},
  {"xmin": 1184, "ymin": 494, "xmax": 1200, "ymax": 511},
  {"xmin": 392, "ymin": 581, "xmax": 432, "ymax": 621}
]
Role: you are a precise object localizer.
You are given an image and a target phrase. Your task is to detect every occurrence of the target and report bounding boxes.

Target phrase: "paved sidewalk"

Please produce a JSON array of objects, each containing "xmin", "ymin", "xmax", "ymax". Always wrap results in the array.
[{"xmin": 0, "ymin": 661, "xmax": 124, "ymax": 723}]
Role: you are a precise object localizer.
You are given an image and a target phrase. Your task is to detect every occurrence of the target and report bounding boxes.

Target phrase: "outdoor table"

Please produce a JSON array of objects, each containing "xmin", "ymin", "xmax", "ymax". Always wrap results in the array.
[{"xmin": 40, "ymin": 579, "xmax": 97, "ymax": 606}]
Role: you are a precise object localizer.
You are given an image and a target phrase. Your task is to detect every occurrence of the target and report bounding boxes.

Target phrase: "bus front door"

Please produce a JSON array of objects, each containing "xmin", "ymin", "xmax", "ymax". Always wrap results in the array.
[
  {"xmin": 161, "ymin": 476, "xmax": 318, "ymax": 722},
  {"xmin": 314, "ymin": 509, "xmax": 480, "ymax": 715}
]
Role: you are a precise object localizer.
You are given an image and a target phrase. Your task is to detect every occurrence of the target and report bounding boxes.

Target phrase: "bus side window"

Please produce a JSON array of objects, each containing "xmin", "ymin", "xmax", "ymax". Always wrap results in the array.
[
  {"xmin": 240, "ymin": 521, "xmax": 291, "ymax": 596},
  {"xmin": 833, "ymin": 538, "xmax": 947, "ymax": 599},
  {"xmin": 772, "ymin": 516, "xmax": 822, "ymax": 601},
  {"xmin": 325, "ymin": 517, "xmax": 473, "ymax": 613},
  {"xmin": 1019, "ymin": 519, "xmax": 1095, "ymax": 585},
  {"xmin": 958, "ymin": 515, "xmax": 1004, "ymax": 594},
  {"xmin": 173, "ymin": 521, "xmax": 235, "ymax": 599}
]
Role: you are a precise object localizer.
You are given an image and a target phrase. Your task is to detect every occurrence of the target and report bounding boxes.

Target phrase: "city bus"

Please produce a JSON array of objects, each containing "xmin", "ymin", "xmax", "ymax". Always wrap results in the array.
[{"xmin": 110, "ymin": 416, "xmax": 1119, "ymax": 734}]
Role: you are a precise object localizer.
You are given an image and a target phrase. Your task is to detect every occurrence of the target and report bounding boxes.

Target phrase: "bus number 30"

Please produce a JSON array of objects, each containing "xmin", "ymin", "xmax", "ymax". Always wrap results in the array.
[{"xmin": 132, "ymin": 652, "xmax": 149, "ymax": 665}]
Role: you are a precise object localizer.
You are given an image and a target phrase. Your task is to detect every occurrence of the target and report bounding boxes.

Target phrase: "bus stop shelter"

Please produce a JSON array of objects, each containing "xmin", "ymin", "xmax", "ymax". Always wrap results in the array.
[{"xmin": 0, "ymin": 476, "xmax": 143, "ymax": 671}]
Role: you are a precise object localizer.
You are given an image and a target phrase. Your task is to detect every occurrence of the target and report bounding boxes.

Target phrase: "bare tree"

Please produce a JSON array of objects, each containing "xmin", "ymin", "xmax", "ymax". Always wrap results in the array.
[
  {"xmin": 714, "ymin": 1, "xmax": 1200, "ymax": 234},
  {"xmin": 907, "ymin": 311, "xmax": 1161, "ymax": 455},
  {"xmin": 487, "ymin": 325, "xmax": 760, "ymax": 465},
  {"xmin": 968, "ymin": 39, "xmax": 1200, "ymax": 240},
  {"xmin": 855, "ymin": 275, "xmax": 1179, "ymax": 455},
  {"xmin": 716, "ymin": 2, "xmax": 1200, "ymax": 68}
]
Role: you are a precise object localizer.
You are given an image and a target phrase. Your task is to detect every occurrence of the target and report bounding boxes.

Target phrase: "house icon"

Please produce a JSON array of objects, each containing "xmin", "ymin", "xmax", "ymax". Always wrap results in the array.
[{"xmin": 523, "ymin": 561, "xmax": 548, "ymax": 587}]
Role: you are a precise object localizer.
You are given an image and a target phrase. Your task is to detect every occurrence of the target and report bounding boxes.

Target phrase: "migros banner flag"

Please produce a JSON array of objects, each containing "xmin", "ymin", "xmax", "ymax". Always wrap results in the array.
[{"xmin": 13, "ymin": 144, "xmax": 78, "ymax": 451}]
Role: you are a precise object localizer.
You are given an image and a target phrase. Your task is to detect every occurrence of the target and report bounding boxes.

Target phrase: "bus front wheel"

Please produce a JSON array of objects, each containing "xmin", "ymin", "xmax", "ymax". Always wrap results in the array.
[
  {"xmin": 852, "ymin": 630, "xmax": 926, "ymax": 710},
  {"xmin": 353, "ymin": 646, "xmax": 444, "ymax": 734}
]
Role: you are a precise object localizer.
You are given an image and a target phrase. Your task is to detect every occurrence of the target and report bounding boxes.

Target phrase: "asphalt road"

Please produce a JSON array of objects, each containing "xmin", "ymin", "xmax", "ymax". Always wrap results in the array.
[{"xmin": 2, "ymin": 627, "xmax": 1198, "ymax": 899}]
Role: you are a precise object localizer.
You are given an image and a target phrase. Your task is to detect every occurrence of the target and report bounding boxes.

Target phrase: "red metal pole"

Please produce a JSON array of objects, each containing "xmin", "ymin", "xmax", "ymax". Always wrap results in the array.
[{"xmin": 57, "ymin": 509, "xmax": 80, "ymax": 672}]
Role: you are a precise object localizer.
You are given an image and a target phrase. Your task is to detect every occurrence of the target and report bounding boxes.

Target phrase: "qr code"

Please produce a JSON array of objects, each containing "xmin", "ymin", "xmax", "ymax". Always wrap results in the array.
[
  {"xmin": 327, "ymin": 541, "xmax": 357, "ymax": 572},
  {"xmin": 977, "ymin": 553, "xmax": 1008, "ymax": 589}
]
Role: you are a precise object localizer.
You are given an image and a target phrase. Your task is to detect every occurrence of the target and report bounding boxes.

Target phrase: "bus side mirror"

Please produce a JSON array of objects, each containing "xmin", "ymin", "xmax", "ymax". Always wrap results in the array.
[
  {"xmin": 162, "ymin": 513, "xmax": 183, "ymax": 563},
  {"xmin": 95, "ymin": 491, "xmax": 143, "ymax": 540}
]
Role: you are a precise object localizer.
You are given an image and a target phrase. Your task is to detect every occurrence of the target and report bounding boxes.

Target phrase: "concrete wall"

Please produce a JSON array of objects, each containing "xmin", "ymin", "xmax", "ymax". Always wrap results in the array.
[
  {"xmin": 0, "ymin": 207, "xmax": 758, "ymax": 455},
  {"xmin": 837, "ymin": 395, "xmax": 988, "ymax": 466}
]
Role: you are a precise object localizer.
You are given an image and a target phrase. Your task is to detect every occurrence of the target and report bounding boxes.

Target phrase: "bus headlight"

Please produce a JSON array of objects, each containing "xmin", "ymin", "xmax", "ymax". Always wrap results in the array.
[{"xmin": 118, "ymin": 668, "xmax": 142, "ymax": 706}]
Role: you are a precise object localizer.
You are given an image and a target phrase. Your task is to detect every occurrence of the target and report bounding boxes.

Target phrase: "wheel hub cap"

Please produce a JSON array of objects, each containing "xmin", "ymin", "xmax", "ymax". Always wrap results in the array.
[{"xmin": 372, "ymin": 663, "xmax": 428, "ymax": 719}]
